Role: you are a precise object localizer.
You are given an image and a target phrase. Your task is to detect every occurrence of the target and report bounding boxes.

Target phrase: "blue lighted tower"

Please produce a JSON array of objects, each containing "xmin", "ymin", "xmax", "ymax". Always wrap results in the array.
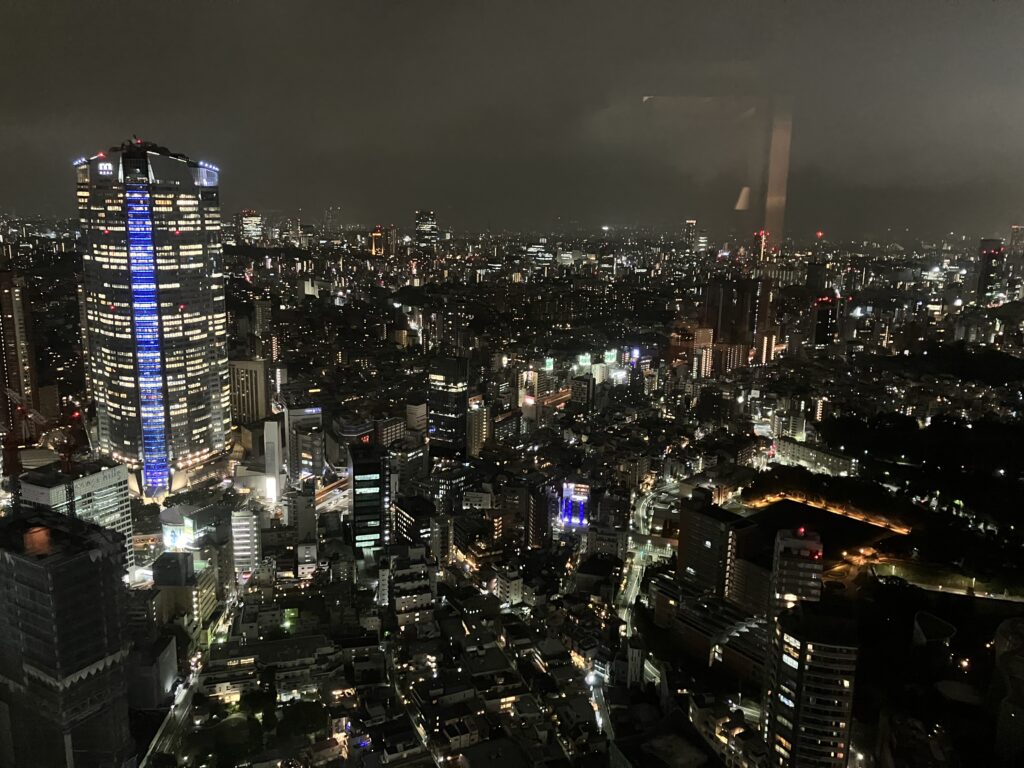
[{"xmin": 76, "ymin": 140, "xmax": 231, "ymax": 498}]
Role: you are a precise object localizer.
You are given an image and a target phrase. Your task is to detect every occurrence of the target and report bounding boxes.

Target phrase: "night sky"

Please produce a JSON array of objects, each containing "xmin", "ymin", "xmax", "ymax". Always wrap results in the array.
[{"xmin": 4, "ymin": 0, "xmax": 1024, "ymax": 239}]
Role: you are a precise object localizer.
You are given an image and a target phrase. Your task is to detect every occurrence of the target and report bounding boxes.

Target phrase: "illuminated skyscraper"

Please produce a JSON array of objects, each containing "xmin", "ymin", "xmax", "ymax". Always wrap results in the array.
[
  {"xmin": 427, "ymin": 356, "xmax": 468, "ymax": 460},
  {"xmin": 810, "ymin": 291, "xmax": 843, "ymax": 347},
  {"xmin": 370, "ymin": 225, "xmax": 385, "ymax": 256},
  {"xmin": 76, "ymin": 140, "xmax": 231, "ymax": 499},
  {"xmin": 414, "ymin": 209, "xmax": 440, "ymax": 253},
  {"xmin": 1006, "ymin": 225, "xmax": 1024, "ymax": 300},
  {"xmin": 763, "ymin": 602, "xmax": 857, "ymax": 768},
  {"xmin": 1009, "ymin": 225, "xmax": 1024, "ymax": 262},
  {"xmin": 350, "ymin": 444, "xmax": 389, "ymax": 553},
  {"xmin": 977, "ymin": 237, "xmax": 1007, "ymax": 306},
  {"xmin": 682, "ymin": 219, "xmax": 697, "ymax": 254},
  {"xmin": 0, "ymin": 269, "xmax": 38, "ymax": 444},
  {"xmin": 234, "ymin": 209, "xmax": 264, "ymax": 244}
]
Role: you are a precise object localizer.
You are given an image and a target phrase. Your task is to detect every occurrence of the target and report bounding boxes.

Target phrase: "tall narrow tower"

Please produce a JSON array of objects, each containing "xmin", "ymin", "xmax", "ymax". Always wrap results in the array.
[
  {"xmin": 763, "ymin": 602, "xmax": 858, "ymax": 768},
  {"xmin": 76, "ymin": 140, "xmax": 231, "ymax": 498},
  {"xmin": 0, "ymin": 269, "xmax": 38, "ymax": 443},
  {"xmin": 427, "ymin": 356, "xmax": 468, "ymax": 460}
]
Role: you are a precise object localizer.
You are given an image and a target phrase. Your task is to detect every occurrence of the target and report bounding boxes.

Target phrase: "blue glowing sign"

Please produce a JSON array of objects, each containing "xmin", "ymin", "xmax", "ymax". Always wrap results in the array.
[
  {"xmin": 560, "ymin": 496, "xmax": 587, "ymax": 527},
  {"xmin": 126, "ymin": 183, "xmax": 169, "ymax": 496}
]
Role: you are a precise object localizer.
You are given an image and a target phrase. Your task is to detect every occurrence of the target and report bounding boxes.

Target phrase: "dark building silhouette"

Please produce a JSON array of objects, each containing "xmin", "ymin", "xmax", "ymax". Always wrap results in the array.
[
  {"xmin": 428, "ymin": 356, "xmax": 469, "ymax": 460},
  {"xmin": 349, "ymin": 444, "xmax": 389, "ymax": 554},
  {"xmin": 0, "ymin": 512, "xmax": 134, "ymax": 767}
]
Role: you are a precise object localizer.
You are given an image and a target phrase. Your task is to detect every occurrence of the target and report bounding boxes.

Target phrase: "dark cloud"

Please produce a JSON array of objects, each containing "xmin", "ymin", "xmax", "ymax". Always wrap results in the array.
[{"xmin": 2, "ymin": 0, "xmax": 1023, "ymax": 238}]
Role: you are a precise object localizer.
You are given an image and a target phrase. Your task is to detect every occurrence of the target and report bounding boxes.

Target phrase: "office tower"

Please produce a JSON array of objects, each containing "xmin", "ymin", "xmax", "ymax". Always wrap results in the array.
[
  {"xmin": 0, "ymin": 512, "xmax": 134, "ymax": 767},
  {"xmin": 810, "ymin": 291, "xmax": 842, "ymax": 347},
  {"xmin": 570, "ymin": 374, "xmax": 595, "ymax": 410},
  {"xmin": 250, "ymin": 299, "xmax": 272, "ymax": 362},
  {"xmin": 526, "ymin": 486, "xmax": 552, "ymax": 549},
  {"xmin": 322, "ymin": 205, "xmax": 343, "ymax": 236},
  {"xmin": 393, "ymin": 496, "xmax": 435, "ymax": 546},
  {"xmin": 429, "ymin": 511, "xmax": 454, "ymax": 564},
  {"xmin": 414, "ymin": 209, "xmax": 439, "ymax": 253},
  {"xmin": 282, "ymin": 396, "xmax": 323, "ymax": 484},
  {"xmin": 406, "ymin": 398, "xmax": 428, "ymax": 432},
  {"xmin": 370, "ymin": 225, "xmax": 385, "ymax": 256},
  {"xmin": 763, "ymin": 602, "xmax": 858, "ymax": 768},
  {"xmin": 19, "ymin": 458, "xmax": 134, "ymax": 568},
  {"xmin": 388, "ymin": 437, "xmax": 428, "ymax": 495},
  {"xmin": 677, "ymin": 502, "xmax": 752, "ymax": 596},
  {"xmin": 350, "ymin": 444, "xmax": 389, "ymax": 553},
  {"xmin": 702, "ymin": 277, "xmax": 773, "ymax": 346},
  {"xmin": 378, "ymin": 545, "xmax": 437, "ymax": 629},
  {"xmin": 263, "ymin": 416, "xmax": 285, "ymax": 503},
  {"xmin": 229, "ymin": 358, "xmax": 270, "ymax": 425},
  {"xmin": 234, "ymin": 209, "xmax": 264, "ymax": 244},
  {"xmin": 682, "ymin": 219, "xmax": 697, "ymax": 254},
  {"xmin": 231, "ymin": 506, "xmax": 261, "ymax": 575},
  {"xmin": 387, "ymin": 224, "xmax": 401, "ymax": 257},
  {"xmin": 466, "ymin": 393, "xmax": 490, "ymax": 458},
  {"xmin": 76, "ymin": 140, "xmax": 231, "ymax": 499},
  {"xmin": 1010, "ymin": 225, "xmax": 1024, "ymax": 261},
  {"xmin": 427, "ymin": 357, "xmax": 469, "ymax": 460},
  {"xmin": 0, "ymin": 269, "xmax": 38, "ymax": 444},
  {"xmin": 977, "ymin": 237, "xmax": 1007, "ymax": 305},
  {"xmin": 769, "ymin": 528, "xmax": 823, "ymax": 620},
  {"xmin": 806, "ymin": 261, "xmax": 829, "ymax": 294},
  {"xmin": 375, "ymin": 416, "xmax": 407, "ymax": 449},
  {"xmin": 430, "ymin": 462, "xmax": 467, "ymax": 513}
]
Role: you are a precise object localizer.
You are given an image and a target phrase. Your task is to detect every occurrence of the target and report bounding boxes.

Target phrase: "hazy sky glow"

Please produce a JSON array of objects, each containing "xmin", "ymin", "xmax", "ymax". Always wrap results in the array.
[{"xmin": 3, "ymin": 0, "xmax": 1024, "ymax": 238}]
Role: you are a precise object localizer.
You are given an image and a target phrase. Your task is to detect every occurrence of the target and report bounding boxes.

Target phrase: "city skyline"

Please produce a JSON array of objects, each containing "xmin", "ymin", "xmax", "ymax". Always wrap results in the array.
[
  {"xmin": 2, "ymin": 4, "xmax": 1024, "ymax": 767},
  {"xmin": 4, "ymin": 2, "xmax": 1024, "ymax": 238}
]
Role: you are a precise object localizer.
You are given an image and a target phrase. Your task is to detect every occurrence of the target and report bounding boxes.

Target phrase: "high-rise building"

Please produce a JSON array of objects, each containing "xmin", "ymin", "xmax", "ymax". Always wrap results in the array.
[
  {"xmin": 810, "ymin": 291, "xmax": 843, "ymax": 347},
  {"xmin": 677, "ymin": 502, "xmax": 752, "ymax": 596},
  {"xmin": 1010, "ymin": 225, "xmax": 1024, "ymax": 261},
  {"xmin": 19, "ymin": 458, "xmax": 134, "ymax": 568},
  {"xmin": 769, "ymin": 528, "xmax": 823, "ymax": 620},
  {"xmin": 466, "ymin": 393, "xmax": 490, "ymax": 458},
  {"xmin": 763, "ymin": 602, "xmax": 858, "ymax": 768},
  {"xmin": 0, "ymin": 269, "xmax": 39, "ymax": 444},
  {"xmin": 682, "ymin": 219, "xmax": 697, "ymax": 254},
  {"xmin": 76, "ymin": 140, "xmax": 231, "ymax": 499},
  {"xmin": 414, "ymin": 209, "xmax": 439, "ymax": 253},
  {"xmin": 250, "ymin": 297, "xmax": 278, "ymax": 361},
  {"xmin": 229, "ymin": 358, "xmax": 270, "ymax": 425},
  {"xmin": 230, "ymin": 506, "xmax": 261, "ymax": 575},
  {"xmin": 977, "ymin": 237, "xmax": 1007, "ymax": 306},
  {"xmin": 0, "ymin": 512, "xmax": 134, "ymax": 767},
  {"xmin": 702, "ymin": 277, "xmax": 774, "ymax": 347},
  {"xmin": 350, "ymin": 444, "xmax": 389, "ymax": 554},
  {"xmin": 234, "ymin": 209, "xmax": 264, "ymax": 244},
  {"xmin": 387, "ymin": 224, "xmax": 401, "ymax": 257},
  {"xmin": 427, "ymin": 357, "xmax": 469, "ymax": 460}
]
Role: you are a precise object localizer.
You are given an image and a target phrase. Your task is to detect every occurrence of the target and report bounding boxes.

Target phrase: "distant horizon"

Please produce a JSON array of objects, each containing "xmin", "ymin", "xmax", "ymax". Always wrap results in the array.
[
  {"xmin": 2, "ymin": 203, "xmax": 1017, "ymax": 248},
  {"xmin": 5, "ymin": 2, "xmax": 1024, "ymax": 239}
]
